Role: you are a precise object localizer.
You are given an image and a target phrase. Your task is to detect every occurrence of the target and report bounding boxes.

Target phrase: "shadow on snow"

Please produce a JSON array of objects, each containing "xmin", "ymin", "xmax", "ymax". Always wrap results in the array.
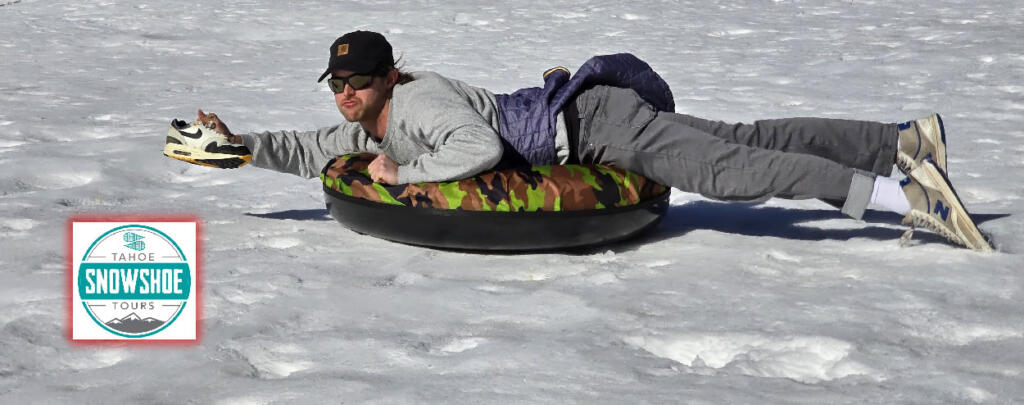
[
  {"xmin": 244, "ymin": 208, "xmax": 331, "ymax": 221},
  {"xmin": 576, "ymin": 201, "xmax": 1009, "ymax": 255},
  {"xmin": 243, "ymin": 202, "xmax": 1009, "ymax": 255}
]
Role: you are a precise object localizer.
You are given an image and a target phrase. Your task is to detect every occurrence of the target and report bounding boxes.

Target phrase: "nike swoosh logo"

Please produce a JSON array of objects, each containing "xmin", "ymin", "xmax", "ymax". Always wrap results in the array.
[
  {"xmin": 175, "ymin": 126, "xmax": 204, "ymax": 139},
  {"xmin": 205, "ymin": 142, "xmax": 250, "ymax": 155}
]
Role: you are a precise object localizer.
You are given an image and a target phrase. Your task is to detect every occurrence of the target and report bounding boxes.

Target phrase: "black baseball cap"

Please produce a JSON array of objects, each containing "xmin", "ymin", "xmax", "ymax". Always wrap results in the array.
[{"xmin": 316, "ymin": 31, "xmax": 394, "ymax": 82}]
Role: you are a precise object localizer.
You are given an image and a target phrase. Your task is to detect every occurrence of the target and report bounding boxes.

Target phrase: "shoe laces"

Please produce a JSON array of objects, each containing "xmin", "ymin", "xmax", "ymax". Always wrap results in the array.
[
  {"xmin": 187, "ymin": 120, "xmax": 217, "ymax": 131},
  {"xmin": 902, "ymin": 210, "xmax": 965, "ymax": 248},
  {"xmin": 186, "ymin": 120, "xmax": 232, "ymax": 143},
  {"xmin": 895, "ymin": 157, "xmax": 914, "ymax": 176}
]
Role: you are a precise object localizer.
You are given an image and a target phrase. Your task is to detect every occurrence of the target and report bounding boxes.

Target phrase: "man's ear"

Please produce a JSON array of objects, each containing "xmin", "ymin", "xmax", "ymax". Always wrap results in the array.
[{"xmin": 385, "ymin": 68, "xmax": 399, "ymax": 87}]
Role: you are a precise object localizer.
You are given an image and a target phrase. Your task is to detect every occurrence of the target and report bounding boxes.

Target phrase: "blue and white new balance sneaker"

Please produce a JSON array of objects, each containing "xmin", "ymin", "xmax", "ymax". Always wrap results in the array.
[
  {"xmin": 164, "ymin": 119, "xmax": 251, "ymax": 169},
  {"xmin": 897, "ymin": 113, "xmax": 947, "ymax": 175},
  {"xmin": 900, "ymin": 158, "xmax": 991, "ymax": 251}
]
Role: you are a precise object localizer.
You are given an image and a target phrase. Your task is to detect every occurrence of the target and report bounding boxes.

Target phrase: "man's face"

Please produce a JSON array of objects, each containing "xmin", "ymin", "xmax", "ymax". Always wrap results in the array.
[{"xmin": 331, "ymin": 70, "xmax": 391, "ymax": 123}]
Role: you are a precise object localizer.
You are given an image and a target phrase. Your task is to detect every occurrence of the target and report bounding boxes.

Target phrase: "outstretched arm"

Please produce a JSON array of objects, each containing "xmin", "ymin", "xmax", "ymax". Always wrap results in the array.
[{"xmin": 197, "ymin": 109, "xmax": 381, "ymax": 178}]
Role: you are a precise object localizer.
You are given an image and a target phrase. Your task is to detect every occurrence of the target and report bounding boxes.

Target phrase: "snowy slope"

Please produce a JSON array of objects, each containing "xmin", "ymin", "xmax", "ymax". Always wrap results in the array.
[{"xmin": 1, "ymin": 0, "xmax": 1023, "ymax": 403}]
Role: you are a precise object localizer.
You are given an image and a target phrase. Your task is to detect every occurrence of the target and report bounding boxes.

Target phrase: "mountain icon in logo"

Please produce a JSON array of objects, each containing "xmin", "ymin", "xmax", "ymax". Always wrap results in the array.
[{"xmin": 104, "ymin": 312, "xmax": 165, "ymax": 334}]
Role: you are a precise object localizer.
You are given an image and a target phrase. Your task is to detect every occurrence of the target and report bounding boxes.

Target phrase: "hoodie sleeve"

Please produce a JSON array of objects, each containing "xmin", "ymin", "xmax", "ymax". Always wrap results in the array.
[{"xmin": 241, "ymin": 123, "xmax": 381, "ymax": 179}]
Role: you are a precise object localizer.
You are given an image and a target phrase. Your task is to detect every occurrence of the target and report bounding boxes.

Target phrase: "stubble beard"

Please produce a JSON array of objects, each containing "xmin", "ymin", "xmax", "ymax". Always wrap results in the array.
[
  {"xmin": 338, "ymin": 101, "xmax": 362, "ymax": 122},
  {"xmin": 340, "ymin": 108, "xmax": 359, "ymax": 122},
  {"xmin": 339, "ymin": 96, "xmax": 383, "ymax": 124}
]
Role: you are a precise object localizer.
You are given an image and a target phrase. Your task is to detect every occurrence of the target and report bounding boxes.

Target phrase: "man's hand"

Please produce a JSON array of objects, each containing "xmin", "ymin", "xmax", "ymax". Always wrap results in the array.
[
  {"xmin": 197, "ymin": 109, "xmax": 242, "ymax": 143},
  {"xmin": 368, "ymin": 154, "xmax": 399, "ymax": 185}
]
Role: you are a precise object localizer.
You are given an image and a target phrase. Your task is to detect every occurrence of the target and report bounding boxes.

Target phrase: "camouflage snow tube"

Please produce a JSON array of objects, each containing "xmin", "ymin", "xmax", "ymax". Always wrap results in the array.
[{"xmin": 321, "ymin": 153, "xmax": 669, "ymax": 250}]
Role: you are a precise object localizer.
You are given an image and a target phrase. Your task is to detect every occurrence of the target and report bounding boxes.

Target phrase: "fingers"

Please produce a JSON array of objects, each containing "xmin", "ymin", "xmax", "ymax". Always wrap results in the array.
[
  {"xmin": 196, "ymin": 109, "xmax": 225, "ymax": 132},
  {"xmin": 367, "ymin": 154, "xmax": 397, "ymax": 184},
  {"xmin": 368, "ymin": 156, "xmax": 386, "ymax": 183},
  {"xmin": 197, "ymin": 109, "xmax": 219, "ymax": 121},
  {"xmin": 368, "ymin": 158, "xmax": 380, "ymax": 181}
]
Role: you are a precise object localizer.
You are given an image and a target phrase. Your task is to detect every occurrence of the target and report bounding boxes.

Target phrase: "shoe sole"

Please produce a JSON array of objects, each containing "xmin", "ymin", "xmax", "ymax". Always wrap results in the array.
[
  {"xmin": 163, "ymin": 143, "xmax": 252, "ymax": 169},
  {"xmin": 905, "ymin": 161, "xmax": 992, "ymax": 252},
  {"xmin": 898, "ymin": 114, "xmax": 948, "ymax": 174}
]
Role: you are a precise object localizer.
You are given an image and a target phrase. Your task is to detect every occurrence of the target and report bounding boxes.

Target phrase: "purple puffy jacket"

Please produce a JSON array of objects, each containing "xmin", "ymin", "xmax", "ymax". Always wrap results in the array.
[{"xmin": 492, "ymin": 53, "xmax": 675, "ymax": 168}]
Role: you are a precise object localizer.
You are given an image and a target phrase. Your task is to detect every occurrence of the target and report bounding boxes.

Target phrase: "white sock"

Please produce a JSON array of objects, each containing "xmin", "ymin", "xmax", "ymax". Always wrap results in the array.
[{"xmin": 869, "ymin": 176, "xmax": 910, "ymax": 215}]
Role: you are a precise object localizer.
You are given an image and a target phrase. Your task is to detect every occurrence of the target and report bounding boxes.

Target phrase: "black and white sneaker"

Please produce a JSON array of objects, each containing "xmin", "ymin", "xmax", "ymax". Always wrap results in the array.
[{"xmin": 164, "ymin": 119, "xmax": 252, "ymax": 169}]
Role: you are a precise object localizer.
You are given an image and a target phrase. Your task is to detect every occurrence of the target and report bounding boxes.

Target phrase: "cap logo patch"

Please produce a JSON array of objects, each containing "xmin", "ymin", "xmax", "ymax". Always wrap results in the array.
[{"xmin": 337, "ymin": 44, "xmax": 349, "ymax": 56}]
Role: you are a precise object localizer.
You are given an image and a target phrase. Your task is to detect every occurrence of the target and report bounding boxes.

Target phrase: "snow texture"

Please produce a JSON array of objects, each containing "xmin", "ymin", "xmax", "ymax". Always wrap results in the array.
[{"xmin": 2, "ymin": 0, "xmax": 1023, "ymax": 403}]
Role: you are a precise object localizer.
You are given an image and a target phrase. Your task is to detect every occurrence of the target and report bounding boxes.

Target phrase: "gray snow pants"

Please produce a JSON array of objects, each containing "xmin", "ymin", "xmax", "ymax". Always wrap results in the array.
[{"xmin": 566, "ymin": 85, "xmax": 899, "ymax": 219}]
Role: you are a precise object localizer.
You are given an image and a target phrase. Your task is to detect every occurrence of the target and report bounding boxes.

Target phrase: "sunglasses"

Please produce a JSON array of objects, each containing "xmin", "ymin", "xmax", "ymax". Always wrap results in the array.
[{"xmin": 327, "ymin": 74, "xmax": 376, "ymax": 93}]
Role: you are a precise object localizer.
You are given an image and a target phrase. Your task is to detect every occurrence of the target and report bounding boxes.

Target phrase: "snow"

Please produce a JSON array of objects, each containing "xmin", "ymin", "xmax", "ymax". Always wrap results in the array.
[{"xmin": 1, "ymin": 0, "xmax": 1023, "ymax": 402}]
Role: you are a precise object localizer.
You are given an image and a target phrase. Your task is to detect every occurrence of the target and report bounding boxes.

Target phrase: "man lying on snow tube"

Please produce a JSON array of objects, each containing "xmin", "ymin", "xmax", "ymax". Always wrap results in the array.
[
  {"xmin": 177, "ymin": 31, "xmax": 992, "ymax": 252},
  {"xmin": 321, "ymin": 153, "xmax": 669, "ymax": 250}
]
